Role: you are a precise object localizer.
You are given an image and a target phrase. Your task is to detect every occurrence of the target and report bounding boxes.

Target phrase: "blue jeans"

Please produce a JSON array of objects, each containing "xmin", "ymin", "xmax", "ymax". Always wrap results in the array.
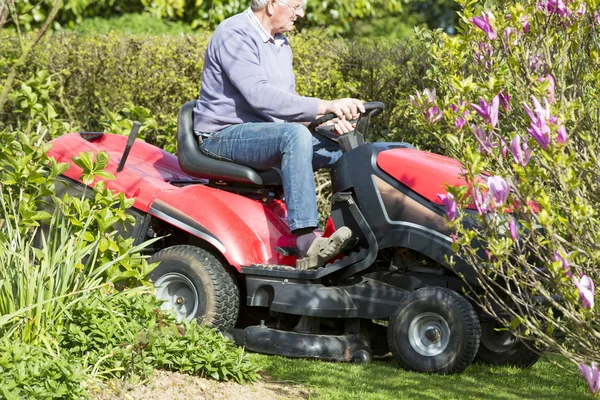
[{"xmin": 200, "ymin": 123, "xmax": 342, "ymax": 231}]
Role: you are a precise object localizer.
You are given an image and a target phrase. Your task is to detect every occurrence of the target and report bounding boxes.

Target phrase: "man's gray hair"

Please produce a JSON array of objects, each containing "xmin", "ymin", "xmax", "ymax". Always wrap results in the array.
[{"xmin": 250, "ymin": 0, "xmax": 306, "ymax": 11}]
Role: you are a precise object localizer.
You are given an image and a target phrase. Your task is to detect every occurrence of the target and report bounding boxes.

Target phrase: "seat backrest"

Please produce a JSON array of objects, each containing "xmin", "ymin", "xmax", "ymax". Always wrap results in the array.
[{"xmin": 177, "ymin": 101, "xmax": 281, "ymax": 185}]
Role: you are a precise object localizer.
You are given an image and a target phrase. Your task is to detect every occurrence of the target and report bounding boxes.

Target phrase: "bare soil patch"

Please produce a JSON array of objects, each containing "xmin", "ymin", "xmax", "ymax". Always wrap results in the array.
[{"xmin": 96, "ymin": 370, "xmax": 311, "ymax": 400}]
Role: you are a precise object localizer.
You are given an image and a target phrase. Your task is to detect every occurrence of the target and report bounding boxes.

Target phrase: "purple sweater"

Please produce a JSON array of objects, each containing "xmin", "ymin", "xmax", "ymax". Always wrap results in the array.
[{"xmin": 193, "ymin": 11, "xmax": 320, "ymax": 133}]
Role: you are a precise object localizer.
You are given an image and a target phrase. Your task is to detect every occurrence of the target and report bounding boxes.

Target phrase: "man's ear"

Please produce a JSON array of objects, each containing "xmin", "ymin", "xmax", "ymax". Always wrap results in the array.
[{"xmin": 265, "ymin": 0, "xmax": 277, "ymax": 16}]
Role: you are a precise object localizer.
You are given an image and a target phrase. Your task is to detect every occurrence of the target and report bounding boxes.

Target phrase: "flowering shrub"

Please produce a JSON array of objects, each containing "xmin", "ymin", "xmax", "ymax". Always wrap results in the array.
[{"xmin": 410, "ymin": 0, "xmax": 599, "ymax": 392}]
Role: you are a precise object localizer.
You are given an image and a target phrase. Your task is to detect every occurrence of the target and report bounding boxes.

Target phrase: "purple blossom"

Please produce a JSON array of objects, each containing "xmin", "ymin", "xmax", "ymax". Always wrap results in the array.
[
  {"xmin": 576, "ymin": 3, "xmax": 586, "ymax": 18},
  {"xmin": 469, "ymin": 11, "xmax": 497, "ymax": 40},
  {"xmin": 410, "ymin": 89, "xmax": 436, "ymax": 107},
  {"xmin": 528, "ymin": 54, "xmax": 545, "ymax": 73},
  {"xmin": 538, "ymin": 75, "xmax": 556, "ymax": 103},
  {"xmin": 487, "ymin": 176, "xmax": 509, "ymax": 208},
  {"xmin": 471, "ymin": 125, "xmax": 497, "ymax": 154},
  {"xmin": 472, "ymin": 95, "xmax": 500, "ymax": 128},
  {"xmin": 554, "ymin": 250, "xmax": 572, "ymax": 278},
  {"xmin": 524, "ymin": 97, "xmax": 552, "ymax": 149},
  {"xmin": 579, "ymin": 362, "xmax": 600, "ymax": 393},
  {"xmin": 473, "ymin": 188, "xmax": 489, "ymax": 215},
  {"xmin": 539, "ymin": 0, "xmax": 571, "ymax": 18},
  {"xmin": 510, "ymin": 135, "xmax": 532, "ymax": 167},
  {"xmin": 499, "ymin": 91, "xmax": 510, "ymax": 112},
  {"xmin": 576, "ymin": 274, "xmax": 595, "ymax": 309},
  {"xmin": 501, "ymin": 138, "xmax": 508, "ymax": 158},
  {"xmin": 455, "ymin": 116, "xmax": 467, "ymax": 130},
  {"xmin": 425, "ymin": 106, "xmax": 443, "ymax": 123},
  {"xmin": 521, "ymin": 15, "xmax": 530, "ymax": 33},
  {"xmin": 508, "ymin": 218, "xmax": 518, "ymax": 240},
  {"xmin": 556, "ymin": 125, "xmax": 567, "ymax": 144},
  {"xmin": 474, "ymin": 42, "xmax": 494, "ymax": 70},
  {"xmin": 437, "ymin": 193, "xmax": 457, "ymax": 221}
]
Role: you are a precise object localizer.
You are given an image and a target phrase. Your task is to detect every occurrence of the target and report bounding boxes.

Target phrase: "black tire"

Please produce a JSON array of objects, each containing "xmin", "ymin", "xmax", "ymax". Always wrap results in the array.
[
  {"xmin": 387, "ymin": 287, "xmax": 481, "ymax": 374},
  {"xmin": 476, "ymin": 323, "xmax": 541, "ymax": 368},
  {"xmin": 148, "ymin": 245, "xmax": 239, "ymax": 330}
]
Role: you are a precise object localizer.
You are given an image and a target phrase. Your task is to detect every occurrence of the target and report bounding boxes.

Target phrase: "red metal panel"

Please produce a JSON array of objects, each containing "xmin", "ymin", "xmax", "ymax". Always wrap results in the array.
[
  {"xmin": 47, "ymin": 133, "xmax": 296, "ymax": 269},
  {"xmin": 377, "ymin": 149, "xmax": 470, "ymax": 205}
]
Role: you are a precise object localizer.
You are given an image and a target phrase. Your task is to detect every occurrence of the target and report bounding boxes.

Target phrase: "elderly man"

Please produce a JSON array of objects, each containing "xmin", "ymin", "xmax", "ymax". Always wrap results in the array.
[{"xmin": 193, "ymin": 0, "xmax": 364, "ymax": 269}]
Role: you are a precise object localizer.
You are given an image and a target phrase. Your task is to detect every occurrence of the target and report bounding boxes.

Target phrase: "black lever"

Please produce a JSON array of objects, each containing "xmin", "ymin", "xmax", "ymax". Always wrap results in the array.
[{"xmin": 117, "ymin": 121, "xmax": 142, "ymax": 173}]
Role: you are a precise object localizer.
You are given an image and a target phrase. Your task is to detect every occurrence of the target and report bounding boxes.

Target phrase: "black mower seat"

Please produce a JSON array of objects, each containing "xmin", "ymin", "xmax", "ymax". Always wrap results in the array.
[{"xmin": 177, "ymin": 101, "xmax": 283, "ymax": 185}]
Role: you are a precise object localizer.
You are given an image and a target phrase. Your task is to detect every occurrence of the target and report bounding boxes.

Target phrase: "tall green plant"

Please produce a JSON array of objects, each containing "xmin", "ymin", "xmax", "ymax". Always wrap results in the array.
[{"xmin": 0, "ymin": 189, "xmax": 152, "ymax": 344}]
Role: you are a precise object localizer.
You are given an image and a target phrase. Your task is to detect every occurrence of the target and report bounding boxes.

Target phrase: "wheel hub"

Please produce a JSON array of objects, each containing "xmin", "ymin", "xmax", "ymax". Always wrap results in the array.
[
  {"xmin": 154, "ymin": 273, "xmax": 199, "ymax": 322},
  {"xmin": 408, "ymin": 312, "xmax": 451, "ymax": 357},
  {"xmin": 481, "ymin": 323, "xmax": 517, "ymax": 352}
]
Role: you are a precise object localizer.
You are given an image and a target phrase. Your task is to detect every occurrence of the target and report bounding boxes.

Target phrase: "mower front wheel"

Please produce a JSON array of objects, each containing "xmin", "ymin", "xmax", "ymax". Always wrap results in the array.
[
  {"xmin": 476, "ymin": 323, "xmax": 540, "ymax": 368},
  {"xmin": 149, "ymin": 245, "xmax": 239, "ymax": 330},
  {"xmin": 387, "ymin": 287, "xmax": 481, "ymax": 374}
]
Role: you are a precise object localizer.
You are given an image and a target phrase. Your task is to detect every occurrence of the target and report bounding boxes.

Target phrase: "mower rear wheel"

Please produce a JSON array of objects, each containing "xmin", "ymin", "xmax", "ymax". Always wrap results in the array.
[
  {"xmin": 476, "ymin": 323, "xmax": 540, "ymax": 368},
  {"xmin": 387, "ymin": 287, "xmax": 481, "ymax": 374},
  {"xmin": 149, "ymin": 245, "xmax": 239, "ymax": 330}
]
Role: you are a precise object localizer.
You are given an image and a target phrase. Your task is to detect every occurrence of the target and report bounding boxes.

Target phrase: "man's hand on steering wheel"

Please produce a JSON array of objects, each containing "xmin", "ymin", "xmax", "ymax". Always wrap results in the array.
[
  {"xmin": 318, "ymin": 98, "xmax": 365, "ymax": 121},
  {"xmin": 321, "ymin": 117, "xmax": 355, "ymax": 135}
]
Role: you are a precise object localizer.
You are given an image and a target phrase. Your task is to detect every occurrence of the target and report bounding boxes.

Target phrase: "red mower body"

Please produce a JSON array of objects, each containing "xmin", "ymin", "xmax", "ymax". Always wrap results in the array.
[{"xmin": 48, "ymin": 133, "xmax": 297, "ymax": 270}]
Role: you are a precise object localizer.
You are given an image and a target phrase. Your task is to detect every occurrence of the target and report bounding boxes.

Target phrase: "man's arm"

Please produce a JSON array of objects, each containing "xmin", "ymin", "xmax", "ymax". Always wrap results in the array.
[
  {"xmin": 216, "ymin": 29, "xmax": 365, "ymax": 122},
  {"xmin": 216, "ymin": 30, "xmax": 319, "ymax": 121}
]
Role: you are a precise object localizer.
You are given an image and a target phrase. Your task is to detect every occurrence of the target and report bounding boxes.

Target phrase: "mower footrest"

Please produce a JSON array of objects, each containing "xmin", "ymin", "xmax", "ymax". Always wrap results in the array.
[{"xmin": 242, "ymin": 248, "xmax": 369, "ymax": 279}]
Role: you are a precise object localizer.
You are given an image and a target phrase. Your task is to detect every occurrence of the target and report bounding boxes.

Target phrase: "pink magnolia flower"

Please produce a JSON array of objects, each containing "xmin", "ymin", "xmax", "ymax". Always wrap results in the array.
[
  {"xmin": 437, "ymin": 193, "xmax": 457, "ymax": 221},
  {"xmin": 499, "ymin": 91, "xmax": 510, "ymax": 112},
  {"xmin": 538, "ymin": 75, "xmax": 556, "ymax": 103},
  {"xmin": 541, "ymin": 0, "xmax": 571, "ymax": 18},
  {"xmin": 501, "ymin": 138, "xmax": 508, "ymax": 158},
  {"xmin": 487, "ymin": 176, "xmax": 509, "ymax": 207},
  {"xmin": 471, "ymin": 125, "xmax": 497, "ymax": 154},
  {"xmin": 508, "ymin": 218, "xmax": 518, "ymax": 240},
  {"xmin": 469, "ymin": 11, "xmax": 497, "ymax": 40},
  {"xmin": 410, "ymin": 89, "xmax": 436, "ymax": 107},
  {"xmin": 576, "ymin": 274, "xmax": 595, "ymax": 309},
  {"xmin": 425, "ymin": 106, "xmax": 443, "ymax": 123},
  {"xmin": 524, "ymin": 97, "xmax": 552, "ymax": 149},
  {"xmin": 521, "ymin": 15, "xmax": 530, "ymax": 32},
  {"xmin": 472, "ymin": 95, "xmax": 500, "ymax": 128},
  {"xmin": 510, "ymin": 135, "xmax": 532, "ymax": 167},
  {"xmin": 473, "ymin": 188, "xmax": 489, "ymax": 215},
  {"xmin": 579, "ymin": 362, "xmax": 600, "ymax": 393},
  {"xmin": 577, "ymin": 2, "xmax": 586, "ymax": 17},
  {"xmin": 554, "ymin": 250, "xmax": 572, "ymax": 278},
  {"xmin": 455, "ymin": 116, "xmax": 467, "ymax": 130},
  {"xmin": 556, "ymin": 125, "xmax": 567, "ymax": 144}
]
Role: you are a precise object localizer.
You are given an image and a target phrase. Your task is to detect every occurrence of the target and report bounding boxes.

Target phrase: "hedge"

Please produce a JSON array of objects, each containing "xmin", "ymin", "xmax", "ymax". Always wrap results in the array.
[{"xmin": 0, "ymin": 30, "xmax": 437, "ymax": 150}]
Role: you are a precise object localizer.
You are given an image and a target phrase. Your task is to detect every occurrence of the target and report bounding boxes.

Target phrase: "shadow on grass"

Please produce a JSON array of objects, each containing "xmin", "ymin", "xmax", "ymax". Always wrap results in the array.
[{"xmin": 251, "ymin": 354, "xmax": 593, "ymax": 400}]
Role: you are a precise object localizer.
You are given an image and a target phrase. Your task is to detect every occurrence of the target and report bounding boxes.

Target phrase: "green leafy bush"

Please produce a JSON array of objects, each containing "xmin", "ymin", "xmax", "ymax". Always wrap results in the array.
[
  {"xmin": 62, "ymin": 292, "xmax": 259, "ymax": 383},
  {"xmin": 0, "ymin": 338, "xmax": 88, "ymax": 400}
]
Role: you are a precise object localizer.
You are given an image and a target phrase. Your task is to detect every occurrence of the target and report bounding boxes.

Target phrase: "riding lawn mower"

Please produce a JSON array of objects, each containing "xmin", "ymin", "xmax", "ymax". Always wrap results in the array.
[{"xmin": 45, "ymin": 101, "xmax": 540, "ymax": 374}]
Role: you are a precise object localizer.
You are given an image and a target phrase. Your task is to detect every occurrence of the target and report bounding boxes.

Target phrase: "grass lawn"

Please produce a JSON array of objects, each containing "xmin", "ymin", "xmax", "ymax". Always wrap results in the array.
[{"xmin": 250, "ymin": 353, "xmax": 594, "ymax": 400}]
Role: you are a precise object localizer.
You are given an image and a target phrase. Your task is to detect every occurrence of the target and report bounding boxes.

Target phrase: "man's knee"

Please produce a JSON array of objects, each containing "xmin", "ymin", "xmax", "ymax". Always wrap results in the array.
[{"xmin": 283, "ymin": 124, "xmax": 313, "ymax": 152}]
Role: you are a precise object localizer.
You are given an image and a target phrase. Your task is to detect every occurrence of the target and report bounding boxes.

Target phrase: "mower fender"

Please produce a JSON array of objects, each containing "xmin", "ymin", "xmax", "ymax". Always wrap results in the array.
[
  {"xmin": 149, "ymin": 185, "xmax": 295, "ymax": 271},
  {"xmin": 379, "ymin": 226, "xmax": 477, "ymax": 285}
]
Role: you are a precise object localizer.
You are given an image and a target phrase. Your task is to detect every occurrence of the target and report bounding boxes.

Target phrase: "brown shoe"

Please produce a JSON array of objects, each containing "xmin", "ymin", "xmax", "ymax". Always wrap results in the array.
[{"xmin": 296, "ymin": 227, "xmax": 353, "ymax": 270}]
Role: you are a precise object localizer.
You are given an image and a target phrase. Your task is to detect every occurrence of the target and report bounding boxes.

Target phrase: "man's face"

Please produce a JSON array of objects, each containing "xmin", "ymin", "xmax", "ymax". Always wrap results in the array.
[{"xmin": 271, "ymin": 0, "xmax": 305, "ymax": 34}]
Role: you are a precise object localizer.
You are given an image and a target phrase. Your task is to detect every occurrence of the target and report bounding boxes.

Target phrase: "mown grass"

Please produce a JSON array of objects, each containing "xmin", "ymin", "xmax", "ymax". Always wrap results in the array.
[{"xmin": 250, "ymin": 353, "xmax": 593, "ymax": 399}]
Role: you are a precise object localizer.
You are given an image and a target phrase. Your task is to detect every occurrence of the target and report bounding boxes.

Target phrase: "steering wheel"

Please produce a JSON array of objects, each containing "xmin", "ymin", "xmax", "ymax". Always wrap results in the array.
[{"xmin": 307, "ymin": 102, "xmax": 385, "ymax": 152}]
